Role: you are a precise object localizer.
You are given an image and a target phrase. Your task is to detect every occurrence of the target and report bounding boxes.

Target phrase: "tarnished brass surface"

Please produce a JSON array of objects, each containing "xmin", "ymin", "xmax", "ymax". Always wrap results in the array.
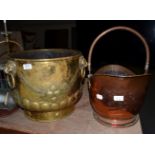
[{"xmin": 4, "ymin": 49, "xmax": 87, "ymax": 121}]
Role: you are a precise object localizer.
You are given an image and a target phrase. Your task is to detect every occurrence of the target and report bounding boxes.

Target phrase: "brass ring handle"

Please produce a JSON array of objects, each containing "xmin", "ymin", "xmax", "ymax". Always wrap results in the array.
[
  {"xmin": 79, "ymin": 56, "xmax": 87, "ymax": 78},
  {"xmin": 1, "ymin": 40, "xmax": 23, "ymax": 89},
  {"xmin": 4, "ymin": 60, "xmax": 16, "ymax": 89},
  {"xmin": 6, "ymin": 73, "xmax": 16, "ymax": 89},
  {"xmin": 88, "ymin": 26, "xmax": 150, "ymax": 75}
]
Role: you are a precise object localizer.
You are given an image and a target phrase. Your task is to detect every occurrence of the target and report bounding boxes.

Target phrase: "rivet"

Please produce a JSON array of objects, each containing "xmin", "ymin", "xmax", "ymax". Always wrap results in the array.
[
  {"xmin": 51, "ymin": 97, "xmax": 57, "ymax": 101},
  {"xmin": 60, "ymin": 100, "xmax": 66, "ymax": 107},
  {"xmin": 55, "ymin": 112, "xmax": 60, "ymax": 117},
  {"xmin": 47, "ymin": 91, "xmax": 53, "ymax": 95},
  {"xmin": 41, "ymin": 103, "xmax": 49, "ymax": 110},
  {"xmin": 50, "ymin": 85, "xmax": 56, "ymax": 90},
  {"xmin": 54, "ymin": 90, "xmax": 60, "ymax": 95},
  {"xmin": 23, "ymin": 98, "xmax": 30, "ymax": 104},
  {"xmin": 51, "ymin": 103, "xmax": 59, "ymax": 110},
  {"xmin": 31, "ymin": 102, "xmax": 40, "ymax": 110}
]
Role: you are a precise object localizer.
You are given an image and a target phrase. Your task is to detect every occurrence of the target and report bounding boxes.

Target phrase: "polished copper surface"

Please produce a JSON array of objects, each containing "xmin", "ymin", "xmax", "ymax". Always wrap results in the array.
[
  {"xmin": 89, "ymin": 66, "xmax": 151, "ymax": 119},
  {"xmin": 88, "ymin": 26, "xmax": 151, "ymax": 127}
]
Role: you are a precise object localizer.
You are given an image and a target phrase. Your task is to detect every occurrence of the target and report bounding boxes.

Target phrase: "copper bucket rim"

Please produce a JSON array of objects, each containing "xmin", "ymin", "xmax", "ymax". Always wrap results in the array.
[
  {"xmin": 87, "ymin": 26, "xmax": 151, "ymax": 78},
  {"xmin": 93, "ymin": 64, "xmax": 152, "ymax": 78}
]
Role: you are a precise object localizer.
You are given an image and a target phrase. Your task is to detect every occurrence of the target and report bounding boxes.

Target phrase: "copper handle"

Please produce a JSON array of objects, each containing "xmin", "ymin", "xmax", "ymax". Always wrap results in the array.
[{"xmin": 88, "ymin": 26, "xmax": 150, "ymax": 75}]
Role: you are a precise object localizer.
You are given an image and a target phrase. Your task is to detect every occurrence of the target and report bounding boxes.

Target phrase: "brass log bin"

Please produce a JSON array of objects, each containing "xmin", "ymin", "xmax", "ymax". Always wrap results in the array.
[
  {"xmin": 87, "ymin": 26, "xmax": 151, "ymax": 127},
  {"xmin": 4, "ymin": 49, "xmax": 87, "ymax": 121}
]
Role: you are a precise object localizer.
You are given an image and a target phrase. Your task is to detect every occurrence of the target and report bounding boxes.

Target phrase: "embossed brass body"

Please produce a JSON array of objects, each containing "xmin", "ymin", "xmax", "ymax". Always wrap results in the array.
[{"xmin": 4, "ymin": 49, "xmax": 87, "ymax": 121}]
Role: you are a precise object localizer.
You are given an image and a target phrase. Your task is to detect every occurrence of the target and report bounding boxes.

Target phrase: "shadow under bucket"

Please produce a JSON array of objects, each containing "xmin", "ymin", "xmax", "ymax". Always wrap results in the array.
[{"xmin": 88, "ymin": 26, "xmax": 152, "ymax": 127}]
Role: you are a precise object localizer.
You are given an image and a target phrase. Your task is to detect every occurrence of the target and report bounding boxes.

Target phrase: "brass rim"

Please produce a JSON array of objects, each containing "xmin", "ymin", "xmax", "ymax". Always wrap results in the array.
[
  {"xmin": 93, "ymin": 64, "xmax": 152, "ymax": 77},
  {"xmin": 10, "ymin": 48, "xmax": 82, "ymax": 61}
]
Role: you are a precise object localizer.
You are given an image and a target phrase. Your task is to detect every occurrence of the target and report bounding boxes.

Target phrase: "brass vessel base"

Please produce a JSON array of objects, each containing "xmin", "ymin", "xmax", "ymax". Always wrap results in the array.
[
  {"xmin": 24, "ymin": 106, "xmax": 74, "ymax": 122},
  {"xmin": 93, "ymin": 112, "xmax": 139, "ymax": 128}
]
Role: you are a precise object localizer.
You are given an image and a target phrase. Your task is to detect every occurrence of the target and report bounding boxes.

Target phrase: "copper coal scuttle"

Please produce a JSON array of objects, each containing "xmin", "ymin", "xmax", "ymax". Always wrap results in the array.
[{"xmin": 87, "ymin": 26, "xmax": 151, "ymax": 127}]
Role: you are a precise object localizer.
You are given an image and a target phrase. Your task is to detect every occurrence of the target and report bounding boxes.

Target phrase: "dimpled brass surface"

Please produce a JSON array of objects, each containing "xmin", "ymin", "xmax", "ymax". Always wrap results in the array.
[{"xmin": 5, "ymin": 49, "xmax": 87, "ymax": 121}]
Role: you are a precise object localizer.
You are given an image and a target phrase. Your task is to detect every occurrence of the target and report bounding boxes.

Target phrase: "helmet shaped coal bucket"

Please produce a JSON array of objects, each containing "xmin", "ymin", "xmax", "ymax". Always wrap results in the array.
[{"xmin": 87, "ymin": 26, "xmax": 151, "ymax": 127}]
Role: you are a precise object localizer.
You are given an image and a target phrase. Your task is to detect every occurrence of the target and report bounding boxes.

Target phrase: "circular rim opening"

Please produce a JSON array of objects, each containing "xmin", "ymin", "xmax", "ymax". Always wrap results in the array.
[{"xmin": 10, "ymin": 49, "xmax": 81, "ymax": 60}]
